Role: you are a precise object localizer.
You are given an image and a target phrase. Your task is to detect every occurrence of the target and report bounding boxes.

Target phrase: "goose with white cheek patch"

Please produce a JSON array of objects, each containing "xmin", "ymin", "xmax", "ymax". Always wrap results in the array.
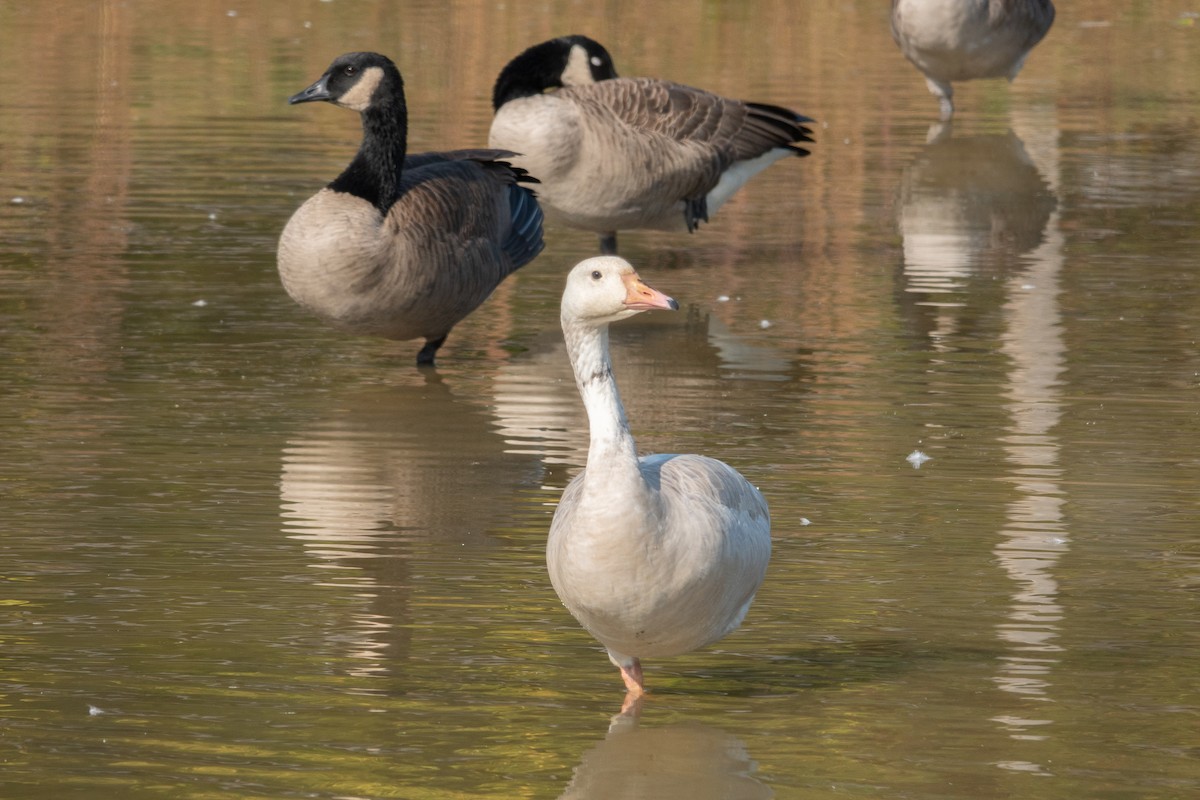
[
  {"xmin": 891, "ymin": 0, "xmax": 1056, "ymax": 121},
  {"xmin": 278, "ymin": 52, "xmax": 545, "ymax": 366},
  {"xmin": 549, "ymin": 256, "xmax": 772, "ymax": 710},
  {"xmin": 489, "ymin": 35, "xmax": 814, "ymax": 256}
]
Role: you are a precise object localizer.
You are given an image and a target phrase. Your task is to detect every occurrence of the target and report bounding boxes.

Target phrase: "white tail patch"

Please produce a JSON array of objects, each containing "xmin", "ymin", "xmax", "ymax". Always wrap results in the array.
[{"xmin": 705, "ymin": 148, "xmax": 794, "ymax": 217}]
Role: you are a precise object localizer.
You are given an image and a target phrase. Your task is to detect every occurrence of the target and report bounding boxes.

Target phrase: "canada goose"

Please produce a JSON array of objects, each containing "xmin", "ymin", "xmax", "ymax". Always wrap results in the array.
[
  {"xmin": 549, "ymin": 256, "xmax": 771, "ymax": 706},
  {"xmin": 891, "ymin": 0, "xmax": 1056, "ymax": 120},
  {"xmin": 278, "ymin": 52, "xmax": 545, "ymax": 365},
  {"xmin": 489, "ymin": 35, "xmax": 814, "ymax": 255}
]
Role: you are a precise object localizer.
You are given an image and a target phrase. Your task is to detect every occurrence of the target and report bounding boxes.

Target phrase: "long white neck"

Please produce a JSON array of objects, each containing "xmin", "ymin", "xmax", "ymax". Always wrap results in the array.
[{"xmin": 563, "ymin": 318, "xmax": 641, "ymax": 475}]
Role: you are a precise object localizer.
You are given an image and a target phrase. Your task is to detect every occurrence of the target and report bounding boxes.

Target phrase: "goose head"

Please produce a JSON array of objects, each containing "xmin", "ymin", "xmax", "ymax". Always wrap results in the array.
[
  {"xmin": 562, "ymin": 257, "xmax": 679, "ymax": 328},
  {"xmin": 493, "ymin": 35, "xmax": 619, "ymax": 109},
  {"xmin": 289, "ymin": 52, "xmax": 402, "ymax": 113}
]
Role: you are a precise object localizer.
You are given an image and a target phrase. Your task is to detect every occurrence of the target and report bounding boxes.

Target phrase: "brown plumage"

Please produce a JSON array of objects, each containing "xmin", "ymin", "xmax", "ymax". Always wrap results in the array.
[
  {"xmin": 489, "ymin": 36, "xmax": 813, "ymax": 255},
  {"xmin": 278, "ymin": 53, "xmax": 544, "ymax": 365}
]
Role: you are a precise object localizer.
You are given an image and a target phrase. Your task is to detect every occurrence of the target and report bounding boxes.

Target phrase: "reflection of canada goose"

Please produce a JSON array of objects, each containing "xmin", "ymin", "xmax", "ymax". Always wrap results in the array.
[
  {"xmin": 279, "ymin": 377, "xmax": 538, "ymax": 680},
  {"xmin": 549, "ymin": 257, "xmax": 771, "ymax": 704},
  {"xmin": 279, "ymin": 52, "xmax": 545, "ymax": 365},
  {"xmin": 891, "ymin": 0, "xmax": 1055, "ymax": 120},
  {"xmin": 559, "ymin": 718, "xmax": 770, "ymax": 800},
  {"xmin": 489, "ymin": 35, "xmax": 814, "ymax": 255},
  {"xmin": 281, "ymin": 377, "xmax": 535, "ymax": 549},
  {"xmin": 898, "ymin": 130, "xmax": 1057, "ymax": 312},
  {"xmin": 490, "ymin": 305, "xmax": 798, "ymax": 469}
]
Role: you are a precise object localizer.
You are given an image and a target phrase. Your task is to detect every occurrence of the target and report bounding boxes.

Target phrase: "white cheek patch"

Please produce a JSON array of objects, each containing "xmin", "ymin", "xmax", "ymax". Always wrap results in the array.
[
  {"xmin": 561, "ymin": 44, "xmax": 597, "ymax": 87},
  {"xmin": 336, "ymin": 66, "xmax": 384, "ymax": 112}
]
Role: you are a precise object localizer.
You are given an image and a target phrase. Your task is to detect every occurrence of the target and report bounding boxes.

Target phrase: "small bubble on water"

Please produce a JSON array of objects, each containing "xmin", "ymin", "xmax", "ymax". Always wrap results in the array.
[{"xmin": 906, "ymin": 449, "xmax": 931, "ymax": 469}]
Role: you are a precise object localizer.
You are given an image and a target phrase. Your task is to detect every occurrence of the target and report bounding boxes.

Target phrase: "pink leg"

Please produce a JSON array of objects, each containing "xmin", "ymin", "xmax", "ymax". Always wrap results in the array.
[{"xmin": 618, "ymin": 658, "xmax": 644, "ymax": 696}]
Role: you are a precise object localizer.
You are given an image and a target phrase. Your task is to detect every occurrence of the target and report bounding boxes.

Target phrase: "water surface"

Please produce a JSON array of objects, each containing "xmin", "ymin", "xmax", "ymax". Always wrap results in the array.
[{"xmin": 2, "ymin": 1, "xmax": 1198, "ymax": 798}]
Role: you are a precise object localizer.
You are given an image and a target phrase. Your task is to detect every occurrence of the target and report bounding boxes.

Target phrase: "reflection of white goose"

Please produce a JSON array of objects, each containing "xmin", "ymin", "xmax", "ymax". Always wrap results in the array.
[
  {"xmin": 559, "ymin": 718, "xmax": 770, "ymax": 800},
  {"xmin": 548, "ymin": 257, "xmax": 771, "ymax": 704},
  {"xmin": 898, "ymin": 129, "xmax": 1057, "ymax": 344},
  {"xmin": 991, "ymin": 105, "xmax": 1069, "ymax": 759}
]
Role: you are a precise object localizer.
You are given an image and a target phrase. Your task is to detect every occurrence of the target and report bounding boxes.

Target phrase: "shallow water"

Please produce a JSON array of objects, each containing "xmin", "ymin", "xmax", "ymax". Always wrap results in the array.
[{"xmin": 2, "ymin": 1, "xmax": 1198, "ymax": 798}]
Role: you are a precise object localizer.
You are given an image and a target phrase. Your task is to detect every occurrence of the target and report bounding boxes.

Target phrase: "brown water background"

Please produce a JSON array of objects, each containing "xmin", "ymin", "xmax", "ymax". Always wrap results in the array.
[{"xmin": 2, "ymin": 1, "xmax": 1198, "ymax": 797}]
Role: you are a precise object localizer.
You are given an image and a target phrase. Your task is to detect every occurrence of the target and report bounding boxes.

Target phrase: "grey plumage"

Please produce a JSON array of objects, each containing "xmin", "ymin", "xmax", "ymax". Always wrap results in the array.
[
  {"xmin": 891, "ymin": 0, "xmax": 1056, "ymax": 120},
  {"xmin": 549, "ymin": 256, "xmax": 771, "ymax": 703}
]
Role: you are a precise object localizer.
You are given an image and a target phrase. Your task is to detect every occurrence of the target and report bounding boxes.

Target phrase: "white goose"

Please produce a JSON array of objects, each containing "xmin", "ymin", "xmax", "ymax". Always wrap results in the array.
[
  {"xmin": 549, "ymin": 256, "xmax": 771, "ymax": 703},
  {"xmin": 489, "ymin": 35, "xmax": 814, "ymax": 255},
  {"xmin": 891, "ymin": 0, "xmax": 1056, "ymax": 120}
]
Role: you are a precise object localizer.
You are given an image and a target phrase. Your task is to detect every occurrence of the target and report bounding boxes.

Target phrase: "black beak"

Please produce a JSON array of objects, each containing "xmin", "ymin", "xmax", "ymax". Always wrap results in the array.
[{"xmin": 288, "ymin": 74, "xmax": 332, "ymax": 105}]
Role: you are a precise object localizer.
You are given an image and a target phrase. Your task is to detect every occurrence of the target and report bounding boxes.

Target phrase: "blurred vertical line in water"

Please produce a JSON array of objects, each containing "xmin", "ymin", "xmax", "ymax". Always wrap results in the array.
[{"xmin": 991, "ymin": 104, "xmax": 1068, "ymax": 760}]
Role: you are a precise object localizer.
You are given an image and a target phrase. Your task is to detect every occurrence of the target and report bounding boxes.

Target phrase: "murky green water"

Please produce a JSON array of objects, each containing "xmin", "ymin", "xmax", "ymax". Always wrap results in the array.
[{"xmin": 3, "ymin": 1, "xmax": 1198, "ymax": 797}]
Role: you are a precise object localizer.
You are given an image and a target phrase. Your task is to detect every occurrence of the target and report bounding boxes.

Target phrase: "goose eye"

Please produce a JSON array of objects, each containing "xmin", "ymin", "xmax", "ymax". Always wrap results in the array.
[
  {"xmin": 590, "ymin": 56, "xmax": 602, "ymax": 67},
  {"xmin": 343, "ymin": 65, "xmax": 357, "ymax": 76},
  {"xmin": 590, "ymin": 270, "xmax": 602, "ymax": 281}
]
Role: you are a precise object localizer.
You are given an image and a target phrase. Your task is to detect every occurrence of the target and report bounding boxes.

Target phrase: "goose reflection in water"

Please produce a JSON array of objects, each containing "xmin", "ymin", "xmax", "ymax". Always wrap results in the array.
[
  {"xmin": 897, "ymin": 109, "xmax": 1071, "ymax": 769},
  {"xmin": 559, "ymin": 714, "xmax": 771, "ymax": 800},
  {"xmin": 491, "ymin": 304, "xmax": 805, "ymax": 474},
  {"xmin": 279, "ymin": 374, "xmax": 535, "ymax": 676},
  {"xmin": 990, "ymin": 109, "xmax": 1069, "ymax": 770},
  {"xmin": 896, "ymin": 125, "xmax": 1057, "ymax": 348}
]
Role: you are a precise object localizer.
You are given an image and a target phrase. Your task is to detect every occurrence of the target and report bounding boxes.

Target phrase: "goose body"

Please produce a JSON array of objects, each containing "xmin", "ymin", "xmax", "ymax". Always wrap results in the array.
[
  {"xmin": 549, "ymin": 256, "xmax": 771, "ymax": 702},
  {"xmin": 891, "ymin": 0, "xmax": 1056, "ymax": 120},
  {"xmin": 278, "ymin": 52, "xmax": 545, "ymax": 365},
  {"xmin": 489, "ymin": 36, "xmax": 813, "ymax": 255}
]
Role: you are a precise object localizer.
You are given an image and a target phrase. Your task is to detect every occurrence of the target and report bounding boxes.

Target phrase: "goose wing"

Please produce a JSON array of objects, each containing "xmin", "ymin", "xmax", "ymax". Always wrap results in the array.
[
  {"xmin": 402, "ymin": 154, "xmax": 542, "ymax": 258},
  {"xmin": 574, "ymin": 77, "xmax": 814, "ymax": 163},
  {"xmin": 350, "ymin": 157, "xmax": 541, "ymax": 337}
]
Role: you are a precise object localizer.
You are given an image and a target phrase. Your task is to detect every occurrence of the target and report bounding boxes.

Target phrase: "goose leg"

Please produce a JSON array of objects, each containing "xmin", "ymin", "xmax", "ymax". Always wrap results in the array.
[
  {"xmin": 598, "ymin": 232, "xmax": 619, "ymax": 255},
  {"xmin": 925, "ymin": 77, "xmax": 954, "ymax": 120},
  {"xmin": 416, "ymin": 335, "xmax": 447, "ymax": 366},
  {"xmin": 619, "ymin": 659, "xmax": 644, "ymax": 694},
  {"xmin": 683, "ymin": 196, "xmax": 709, "ymax": 233},
  {"xmin": 607, "ymin": 648, "xmax": 645, "ymax": 696}
]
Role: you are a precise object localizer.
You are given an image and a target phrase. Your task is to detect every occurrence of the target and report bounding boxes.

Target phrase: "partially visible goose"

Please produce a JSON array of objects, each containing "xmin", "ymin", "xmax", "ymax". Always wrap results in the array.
[
  {"xmin": 278, "ymin": 52, "xmax": 545, "ymax": 365},
  {"xmin": 891, "ymin": 0, "xmax": 1056, "ymax": 120},
  {"xmin": 489, "ymin": 35, "xmax": 814, "ymax": 255},
  {"xmin": 549, "ymin": 256, "xmax": 771, "ymax": 705}
]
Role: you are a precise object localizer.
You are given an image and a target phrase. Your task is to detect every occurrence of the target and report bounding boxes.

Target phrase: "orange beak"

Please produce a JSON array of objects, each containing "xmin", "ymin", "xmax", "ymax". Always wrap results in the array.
[{"xmin": 622, "ymin": 272, "xmax": 679, "ymax": 312}]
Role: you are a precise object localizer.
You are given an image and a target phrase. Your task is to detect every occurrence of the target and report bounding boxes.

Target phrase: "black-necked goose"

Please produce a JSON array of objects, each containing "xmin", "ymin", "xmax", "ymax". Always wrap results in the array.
[
  {"xmin": 891, "ymin": 0, "xmax": 1056, "ymax": 120},
  {"xmin": 549, "ymin": 256, "xmax": 771, "ymax": 707},
  {"xmin": 278, "ymin": 52, "xmax": 545, "ymax": 365},
  {"xmin": 489, "ymin": 36, "xmax": 814, "ymax": 255}
]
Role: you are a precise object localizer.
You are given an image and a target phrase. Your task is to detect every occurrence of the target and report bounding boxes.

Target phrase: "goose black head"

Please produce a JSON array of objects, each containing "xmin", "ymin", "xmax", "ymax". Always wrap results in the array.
[
  {"xmin": 493, "ymin": 35, "xmax": 619, "ymax": 109},
  {"xmin": 289, "ymin": 52, "xmax": 403, "ymax": 113},
  {"xmin": 557, "ymin": 35, "xmax": 619, "ymax": 87}
]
